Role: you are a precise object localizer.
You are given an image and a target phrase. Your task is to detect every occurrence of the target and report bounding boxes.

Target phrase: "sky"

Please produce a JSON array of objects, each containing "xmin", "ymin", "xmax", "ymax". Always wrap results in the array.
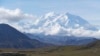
[{"xmin": 0, "ymin": 0, "xmax": 100, "ymax": 28}]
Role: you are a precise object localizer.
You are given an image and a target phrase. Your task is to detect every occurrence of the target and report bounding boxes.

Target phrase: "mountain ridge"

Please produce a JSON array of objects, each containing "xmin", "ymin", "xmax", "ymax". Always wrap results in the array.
[
  {"xmin": 0, "ymin": 24, "xmax": 49, "ymax": 49},
  {"xmin": 25, "ymin": 12, "xmax": 99, "ymax": 46}
]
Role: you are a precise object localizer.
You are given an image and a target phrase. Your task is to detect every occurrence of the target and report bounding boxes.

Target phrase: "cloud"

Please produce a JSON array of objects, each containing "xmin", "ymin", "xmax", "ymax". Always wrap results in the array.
[
  {"xmin": 0, "ymin": 7, "xmax": 36, "ymax": 22},
  {"xmin": 0, "ymin": 7, "xmax": 38, "ymax": 31},
  {"xmin": 69, "ymin": 27, "xmax": 100, "ymax": 38},
  {"xmin": 0, "ymin": 8, "xmax": 21, "ymax": 22}
]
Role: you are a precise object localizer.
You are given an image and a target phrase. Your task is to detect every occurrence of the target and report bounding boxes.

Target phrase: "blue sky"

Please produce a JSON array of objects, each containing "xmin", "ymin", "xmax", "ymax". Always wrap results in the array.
[{"xmin": 0, "ymin": 0, "xmax": 100, "ymax": 28}]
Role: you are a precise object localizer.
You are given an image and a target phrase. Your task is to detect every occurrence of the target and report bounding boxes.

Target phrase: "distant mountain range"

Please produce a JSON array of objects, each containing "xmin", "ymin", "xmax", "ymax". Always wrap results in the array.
[
  {"xmin": 25, "ymin": 12, "xmax": 99, "ymax": 46},
  {"xmin": 0, "ymin": 12, "xmax": 99, "ymax": 49},
  {"xmin": 0, "ymin": 23, "xmax": 97, "ymax": 49},
  {"xmin": 26, "ymin": 34, "xmax": 97, "ymax": 46}
]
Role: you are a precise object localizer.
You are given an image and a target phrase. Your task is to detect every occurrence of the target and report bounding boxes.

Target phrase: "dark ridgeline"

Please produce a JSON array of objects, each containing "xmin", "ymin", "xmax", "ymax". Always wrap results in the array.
[{"xmin": 0, "ymin": 24, "xmax": 47, "ymax": 49}]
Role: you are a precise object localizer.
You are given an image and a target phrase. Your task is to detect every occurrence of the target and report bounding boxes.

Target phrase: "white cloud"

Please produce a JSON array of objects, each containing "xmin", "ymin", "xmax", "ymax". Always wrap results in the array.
[
  {"xmin": 0, "ymin": 7, "xmax": 37, "ymax": 31},
  {"xmin": 69, "ymin": 28, "xmax": 100, "ymax": 38},
  {"xmin": 0, "ymin": 8, "xmax": 21, "ymax": 22},
  {"xmin": 0, "ymin": 7, "xmax": 36, "ymax": 22}
]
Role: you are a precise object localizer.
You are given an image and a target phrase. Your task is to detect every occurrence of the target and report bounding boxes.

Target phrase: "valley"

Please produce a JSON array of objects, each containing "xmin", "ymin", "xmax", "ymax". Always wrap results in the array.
[{"xmin": 0, "ymin": 40, "xmax": 100, "ymax": 56}]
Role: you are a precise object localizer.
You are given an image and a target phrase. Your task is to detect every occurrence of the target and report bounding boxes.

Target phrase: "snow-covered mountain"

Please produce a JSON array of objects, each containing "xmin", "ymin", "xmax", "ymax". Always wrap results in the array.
[
  {"xmin": 19, "ymin": 12, "xmax": 98, "ymax": 37},
  {"xmin": 25, "ymin": 12, "xmax": 98, "ymax": 45},
  {"xmin": 39, "ymin": 12, "xmax": 97, "ymax": 30}
]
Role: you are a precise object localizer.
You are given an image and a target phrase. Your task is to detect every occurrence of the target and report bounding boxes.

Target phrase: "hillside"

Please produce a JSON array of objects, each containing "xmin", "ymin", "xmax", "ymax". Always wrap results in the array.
[{"xmin": 0, "ymin": 24, "xmax": 48, "ymax": 49}]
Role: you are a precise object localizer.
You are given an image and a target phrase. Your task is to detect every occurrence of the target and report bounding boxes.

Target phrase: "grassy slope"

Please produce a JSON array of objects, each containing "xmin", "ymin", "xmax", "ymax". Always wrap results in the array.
[{"xmin": 0, "ymin": 40, "xmax": 100, "ymax": 56}]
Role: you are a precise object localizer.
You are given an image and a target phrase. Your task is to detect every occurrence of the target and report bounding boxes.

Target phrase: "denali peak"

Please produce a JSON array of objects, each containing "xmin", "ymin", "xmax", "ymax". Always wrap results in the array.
[{"xmin": 15, "ymin": 12, "xmax": 98, "ymax": 36}]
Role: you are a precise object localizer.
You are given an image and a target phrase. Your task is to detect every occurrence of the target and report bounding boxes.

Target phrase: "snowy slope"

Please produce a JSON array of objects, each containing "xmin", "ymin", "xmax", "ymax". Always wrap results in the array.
[
  {"xmin": 22, "ymin": 12, "xmax": 97, "ymax": 36},
  {"xmin": 40, "ymin": 12, "xmax": 95, "ymax": 29}
]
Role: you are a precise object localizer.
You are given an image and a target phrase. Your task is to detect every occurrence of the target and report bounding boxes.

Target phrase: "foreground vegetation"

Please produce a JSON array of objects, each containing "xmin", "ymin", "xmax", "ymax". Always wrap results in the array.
[
  {"xmin": 0, "ymin": 40, "xmax": 100, "ymax": 56},
  {"xmin": 0, "ymin": 46, "xmax": 100, "ymax": 56}
]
